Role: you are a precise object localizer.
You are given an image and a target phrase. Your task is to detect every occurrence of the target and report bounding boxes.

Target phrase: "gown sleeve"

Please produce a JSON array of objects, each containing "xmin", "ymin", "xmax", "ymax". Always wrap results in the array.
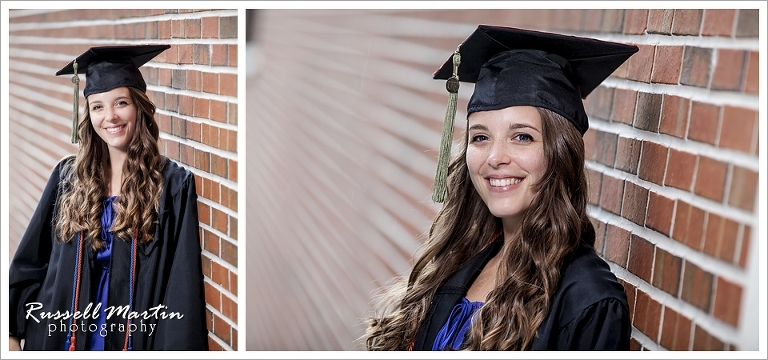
[
  {"xmin": 8, "ymin": 160, "xmax": 66, "ymax": 339},
  {"xmin": 559, "ymin": 297, "xmax": 631, "ymax": 350},
  {"xmin": 153, "ymin": 172, "xmax": 209, "ymax": 350}
]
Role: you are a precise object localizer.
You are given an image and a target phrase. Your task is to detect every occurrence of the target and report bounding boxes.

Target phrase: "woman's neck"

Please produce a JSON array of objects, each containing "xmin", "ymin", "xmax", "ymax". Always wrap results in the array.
[{"xmin": 107, "ymin": 149, "xmax": 126, "ymax": 197}]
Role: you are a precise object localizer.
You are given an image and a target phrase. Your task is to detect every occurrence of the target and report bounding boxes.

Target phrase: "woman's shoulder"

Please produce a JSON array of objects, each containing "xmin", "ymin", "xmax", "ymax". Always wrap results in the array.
[
  {"xmin": 161, "ymin": 157, "xmax": 196, "ymax": 196},
  {"xmin": 556, "ymin": 242, "xmax": 628, "ymax": 306}
]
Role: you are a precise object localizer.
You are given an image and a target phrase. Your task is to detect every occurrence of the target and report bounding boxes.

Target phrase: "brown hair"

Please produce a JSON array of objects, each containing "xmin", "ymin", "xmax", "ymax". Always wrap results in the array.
[
  {"xmin": 365, "ymin": 107, "xmax": 594, "ymax": 350},
  {"xmin": 56, "ymin": 87, "xmax": 164, "ymax": 249}
]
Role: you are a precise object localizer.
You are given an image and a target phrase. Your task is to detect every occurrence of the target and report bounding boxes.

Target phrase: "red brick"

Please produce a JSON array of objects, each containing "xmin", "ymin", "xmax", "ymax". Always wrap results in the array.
[
  {"xmin": 220, "ymin": 73, "xmax": 237, "ymax": 97},
  {"xmin": 194, "ymin": 44, "xmax": 211, "ymax": 66},
  {"xmin": 228, "ymin": 102, "xmax": 238, "ymax": 125},
  {"xmin": 221, "ymin": 294, "xmax": 237, "ymax": 323},
  {"xmin": 228, "ymin": 188, "xmax": 238, "ymax": 214},
  {"xmin": 211, "ymin": 44, "xmax": 228, "ymax": 66},
  {"xmin": 627, "ymin": 44, "xmax": 655, "ymax": 83},
  {"xmin": 600, "ymin": 176, "xmax": 624, "ymax": 215},
  {"xmin": 681, "ymin": 261, "xmax": 713, "ymax": 312},
  {"xmin": 179, "ymin": 94, "xmax": 194, "ymax": 117},
  {"xmin": 630, "ymin": 338, "xmax": 641, "ymax": 351},
  {"xmin": 646, "ymin": 192, "xmax": 674, "ymax": 236},
  {"xmin": 712, "ymin": 49, "xmax": 747, "ymax": 91},
  {"xmin": 622, "ymin": 182, "xmax": 649, "ymax": 226},
  {"xmin": 664, "ymin": 149, "xmax": 696, "ymax": 191},
  {"xmin": 585, "ymin": 86, "xmax": 613, "ymax": 121},
  {"xmin": 197, "ymin": 201, "xmax": 211, "ymax": 226},
  {"xmin": 194, "ymin": 97, "xmax": 210, "ymax": 118},
  {"xmin": 719, "ymin": 106, "xmax": 756, "ymax": 153},
  {"xmin": 185, "ymin": 18, "xmax": 202, "ymax": 38},
  {"xmin": 739, "ymin": 226, "xmax": 751, "ymax": 269},
  {"xmin": 672, "ymin": 10, "xmax": 703, "ymax": 35},
  {"xmin": 587, "ymin": 171, "xmax": 602, "ymax": 207},
  {"xmin": 186, "ymin": 121, "xmax": 202, "ymax": 142},
  {"xmin": 680, "ymin": 46, "xmax": 712, "ymax": 88},
  {"xmin": 202, "ymin": 16, "xmax": 219, "ymax": 38},
  {"xmin": 604, "ymin": 224, "xmax": 630, "ymax": 267},
  {"xmin": 212, "ymin": 313, "xmax": 232, "ymax": 345},
  {"xmin": 692, "ymin": 325, "xmax": 725, "ymax": 350},
  {"xmin": 203, "ymin": 281, "xmax": 221, "ymax": 309},
  {"xmin": 201, "ymin": 253, "xmax": 212, "ymax": 279},
  {"xmin": 687, "ymin": 101, "xmax": 720, "ymax": 145},
  {"xmin": 211, "ymin": 100, "xmax": 227, "ymax": 122},
  {"xmin": 620, "ymin": 279, "xmax": 637, "ymax": 324},
  {"xmin": 228, "ymin": 44, "xmax": 238, "ymax": 67},
  {"xmin": 211, "ymin": 260, "xmax": 230, "ymax": 289},
  {"xmin": 628, "ymin": 234, "xmax": 654, "ymax": 282},
  {"xmin": 653, "ymin": 247, "xmax": 682, "ymax": 296},
  {"xmin": 212, "ymin": 206, "xmax": 228, "ymax": 234},
  {"xmin": 211, "ymin": 153, "xmax": 228, "ymax": 178},
  {"xmin": 583, "ymin": 128, "xmax": 597, "ymax": 162},
  {"xmin": 221, "ymin": 239, "xmax": 237, "ymax": 267},
  {"xmin": 186, "ymin": 70, "xmax": 201, "ymax": 92},
  {"xmin": 231, "ymin": 272, "xmax": 238, "ymax": 296},
  {"xmin": 228, "ymin": 159, "xmax": 238, "ymax": 183},
  {"xmin": 703, "ymin": 213, "xmax": 739, "ymax": 262},
  {"xmin": 651, "ymin": 46, "xmax": 683, "ymax": 84},
  {"xmin": 227, "ymin": 129, "xmax": 238, "ymax": 153},
  {"xmin": 634, "ymin": 290, "xmax": 662, "ymax": 341},
  {"xmin": 203, "ymin": 72, "xmax": 219, "ymax": 94},
  {"xmin": 672, "ymin": 200, "xmax": 705, "ymax": 250},
  {"xmin": 611, "ymin": 88, "xmax": 637, "ymax": 125},
  {"xmin": 601, "ymin": 9, "xmax": 624, "ymax": 33},
  {"xmin": 648, "ymin": 9, "xmax": 674, "ymax": 34},
  {"xmin": 735, "ymin": 9, "xmax": 759, "ymax": 37},
  {"xmin": 179, "ymin": 143, "xmax": 194, "ymax": 167},
  {"xmin": 195, "ymin": 148, "xmax": 210, "ymax": 172},
  {"xmin": 744, "ymin": 51, "xmax": 758, "ymax": 94},
  {"xmin": 592, "ymin": 218, "xmax": 607, "ymax": 256},
  {"xmin": 615, "ymin": 136, "xmax": 641, "ymax": 174},
  {"xmin": 203, "ymin": 229, "xmax": 220, "ymax": 255},
  {"xmin": 638, "ymin": 141, "xmax": 667, "ymax": 185},
  {"xmin": 179, "ymin": 44, "xmax": 194, "ymax": 65},
  {"xmin": 624, "ymin": 9, "xmax": 648, "ymax": 34},
  {"xmin": 659, "ymin": 94, "xmax": 690, "ymax": 138},
  {"xmin": 634, "ymin": 92, "xmax": 662, "ymax": 132},
  {"xmin": 583, "ymin": 9, "xmax": 604, "ymax": 33},
  {"xmin": 232, "ymin": 328, "xmax": 238, "ymax": 350},
  {"xmin": 693, "ymin": 156, "xmax": 727, "ymax": 202},
  {"xmin": 702, "ymin": 9, "xmax": 735, "ymax": 36},
  {"xmin": 594, "ymin": 130, "xmax": 617, "ymax": 166},
  {"xmin": 660, "ymin": 306, "xmax": 692, "ymax": 350},
  {"xmin": 729, "ymin": 166, "xmax": 757, "ymax": 212}
]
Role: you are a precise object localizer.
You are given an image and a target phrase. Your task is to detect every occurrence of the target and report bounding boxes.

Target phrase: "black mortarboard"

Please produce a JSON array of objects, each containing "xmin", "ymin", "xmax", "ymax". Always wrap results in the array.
[
  {"xmin": 56, "ymin": 44, "xmax": 170, "ymax": 143},
  {"xmin": 430, "ymin": 25, "xmax": 638, "ymax": 203}
]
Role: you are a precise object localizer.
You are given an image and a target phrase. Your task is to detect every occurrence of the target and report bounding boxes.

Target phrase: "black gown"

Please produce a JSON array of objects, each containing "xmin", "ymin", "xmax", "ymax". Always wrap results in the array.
[
  {"xmin": 9, "ymin": 156, "xmax": 209, "ymax": 351},
  {"xmin": 412, "ymin": 234, "xmax": 631, "ymax": 350}
]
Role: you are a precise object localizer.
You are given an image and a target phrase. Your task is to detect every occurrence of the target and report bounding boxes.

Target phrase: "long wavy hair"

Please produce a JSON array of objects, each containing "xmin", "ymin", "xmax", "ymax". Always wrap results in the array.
[
  {"xmin": 365, "ymin": 107, "xmax": 595, "ymax": 350},
  {"xmin": 56, "ymin": 87, "xmax": 165, "ymax": 249}
]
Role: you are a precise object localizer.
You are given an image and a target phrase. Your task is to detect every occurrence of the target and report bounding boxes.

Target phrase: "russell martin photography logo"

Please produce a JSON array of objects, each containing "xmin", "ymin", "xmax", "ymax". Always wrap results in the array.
[{"xmin": 25, "ymin": 302, "xmax": 184, "ymax": 337}]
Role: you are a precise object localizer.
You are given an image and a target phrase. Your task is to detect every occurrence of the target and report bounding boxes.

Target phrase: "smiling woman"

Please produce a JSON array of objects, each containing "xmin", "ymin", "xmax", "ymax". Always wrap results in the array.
[
  {"xmin": 8, "ymin": 45, "xmax": 209, "ymax": 351},
  {"xmin": 366, "ymin": 25, "xmax": 639, "ymax": 351}
]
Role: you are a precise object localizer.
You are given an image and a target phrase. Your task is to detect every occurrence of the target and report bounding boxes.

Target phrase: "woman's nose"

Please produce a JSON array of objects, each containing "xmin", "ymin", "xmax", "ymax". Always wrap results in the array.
[{"xmin": 486, "ymin": 140, "xmax": 511, "ymax": 168}]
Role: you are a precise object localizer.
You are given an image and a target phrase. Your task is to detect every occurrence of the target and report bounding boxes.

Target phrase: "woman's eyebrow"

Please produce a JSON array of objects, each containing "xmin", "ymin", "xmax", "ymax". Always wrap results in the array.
[{"xmin": 509, "ymin": 123, "xmax": 541, "ymax": 133}]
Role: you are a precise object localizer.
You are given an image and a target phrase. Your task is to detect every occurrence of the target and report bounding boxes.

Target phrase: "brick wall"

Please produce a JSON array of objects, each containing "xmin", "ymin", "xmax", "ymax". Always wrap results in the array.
[
  {"xmin": 6, "ymin": 9, "xmax": 239, "ymax": 350},
  {"xmin": 245, "ymin": 8, "xmax": 761, "ymax": 350}
]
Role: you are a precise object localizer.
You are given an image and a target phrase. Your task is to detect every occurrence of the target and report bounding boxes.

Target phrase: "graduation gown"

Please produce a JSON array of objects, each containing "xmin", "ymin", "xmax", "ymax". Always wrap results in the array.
[
  {"xmin": 412, "ymin": 235, "xmax": 631, "ymax": 350},
  {"xmin": 9, "ymin": 156, "xmax": 209, "ymax": 351}
]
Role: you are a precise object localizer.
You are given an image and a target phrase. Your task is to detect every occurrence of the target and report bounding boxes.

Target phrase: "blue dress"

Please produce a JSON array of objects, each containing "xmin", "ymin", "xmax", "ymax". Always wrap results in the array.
[
  {"xmin": 87, "ymin": 196, "xmax": 117, "ymax": 351},
  {"xmin": 432, "ymin": 298, "xmax": 483, "ymax": 351}
]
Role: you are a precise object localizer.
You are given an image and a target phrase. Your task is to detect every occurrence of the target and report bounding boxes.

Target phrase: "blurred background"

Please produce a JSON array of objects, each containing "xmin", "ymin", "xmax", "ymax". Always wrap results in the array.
[{"xmin": 245, "ymin": 8, "xmax": 761, "ymax": 351}]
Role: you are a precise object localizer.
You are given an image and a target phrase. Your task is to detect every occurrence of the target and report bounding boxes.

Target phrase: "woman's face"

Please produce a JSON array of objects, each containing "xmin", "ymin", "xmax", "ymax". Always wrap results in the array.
[
  {"xmin": 87, "ymin": 86, "xmax": 137, "ymax": 154},
  {"xmin": 466, "ymin": 106, "xmax": 547, "ymax": 227}
]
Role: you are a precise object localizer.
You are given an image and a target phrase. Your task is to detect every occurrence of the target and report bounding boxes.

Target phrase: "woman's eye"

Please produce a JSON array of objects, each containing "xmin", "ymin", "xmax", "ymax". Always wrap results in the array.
[
  {"xmin": 470, "ymin": 134, "xmax": 488, "ymax": 143},
  {"xmin": 91, "ymin": 105, "xmax": 102, "ymax": 111},
  {"xmin": 514, "ymin": 133, "xmax": 533, "ymax": 142},
  {"xmin": 116, "ymin": 100, "xmax": 129, "ymax": 106}
]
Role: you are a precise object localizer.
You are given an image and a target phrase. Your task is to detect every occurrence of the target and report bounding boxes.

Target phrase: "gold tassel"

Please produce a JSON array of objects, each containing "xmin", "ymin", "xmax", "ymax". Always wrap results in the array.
[
  {"xmin": 71, "ymin": 60, "xmax": 80, "ymax": 144},
  {"xmin": 432, "ymin": 47, "xmax": 461, "ymax": 203}
]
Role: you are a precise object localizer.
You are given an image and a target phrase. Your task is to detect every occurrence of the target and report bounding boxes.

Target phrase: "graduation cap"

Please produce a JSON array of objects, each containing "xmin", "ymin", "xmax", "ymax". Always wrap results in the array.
[
  {"xmin": 56, "ymin": 44, "xmax": 171, "ymax": 144},
  {"xmin": 430, "ymin": 25, "xmax": 638, "ymax": 203}
]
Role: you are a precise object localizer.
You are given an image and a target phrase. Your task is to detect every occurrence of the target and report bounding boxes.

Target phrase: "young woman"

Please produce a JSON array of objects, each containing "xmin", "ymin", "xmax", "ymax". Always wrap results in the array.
[
  {"xmin": 366, "ymin": 25, "xmax": 639, "ymax": 351},
  {"xmin": 8, "ymin": 45, "xmax": 208, "ymax": 351}
]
